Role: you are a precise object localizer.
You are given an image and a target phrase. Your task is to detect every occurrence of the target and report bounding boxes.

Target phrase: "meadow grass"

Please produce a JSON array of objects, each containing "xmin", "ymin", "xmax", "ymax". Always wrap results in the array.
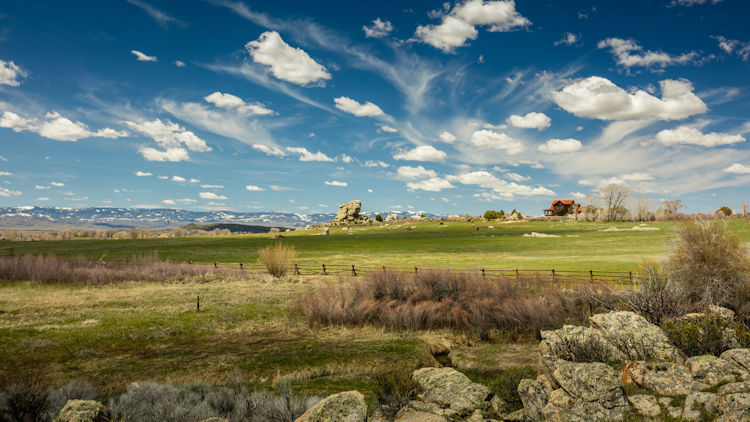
[{"xmin": 3, "ymin": 220, "xmax": 747, "ymax": 271}]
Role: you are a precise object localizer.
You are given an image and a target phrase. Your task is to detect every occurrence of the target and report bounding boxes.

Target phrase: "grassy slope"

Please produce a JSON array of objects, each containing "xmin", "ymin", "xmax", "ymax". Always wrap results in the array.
[{"xmin": 6, "ymin": 220, "xmax": 748, "ymax": 271}]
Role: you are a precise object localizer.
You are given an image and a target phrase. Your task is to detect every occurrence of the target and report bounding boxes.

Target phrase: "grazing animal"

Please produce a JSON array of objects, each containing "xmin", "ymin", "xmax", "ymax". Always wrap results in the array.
[{"xmin": 488, "ymin": 225, "xmax": 494, "ymax": 230}]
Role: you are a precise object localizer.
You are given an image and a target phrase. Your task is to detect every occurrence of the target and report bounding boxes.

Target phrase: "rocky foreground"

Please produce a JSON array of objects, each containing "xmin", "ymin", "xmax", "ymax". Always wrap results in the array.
[{"xmin": 53, "ymin": 308, "xmax": 750, "ymax": 421}]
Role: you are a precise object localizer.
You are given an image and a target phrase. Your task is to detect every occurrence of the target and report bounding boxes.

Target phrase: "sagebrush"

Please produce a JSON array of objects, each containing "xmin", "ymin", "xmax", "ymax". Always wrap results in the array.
[{"xmin": 258, "ymin": 243, "xmax": 297, "ymax": 278}]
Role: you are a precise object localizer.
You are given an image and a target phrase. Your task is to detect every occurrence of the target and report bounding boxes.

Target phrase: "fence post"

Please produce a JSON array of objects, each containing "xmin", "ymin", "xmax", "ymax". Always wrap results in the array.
[
  {"xmin": 629, "ymin": 271, "xmax": 633, "ymax": 282},
  {"xmin": 481, "ymin": 268, "xmax": 485, "ymax": 278},
  {"xmin": 414, "ymin": 267, "xmax": 418, "ymax": 275},
  {"xmin": 322, "ymin": 264, "xmax": 327, "ymax": 275},
  {"xmin": 382, "ymin": 265, "xmax": 386, "ymax": 273},
  {"xmin": 197, "ymin": 295, "xmax": 200, "ymax": 312},
  {"xmin": 551, "ymin": 269, "xmax": 556, "ymax": 283},
  {"xmin": 589, "ymin": 270, "xmax": 594, "ymax": 281},
  {"xmin": 213, "ymin": 262, "xmax": 217, "ymax": 268},
  {"xmin": 239, "ymin": 262, "xmax": 243, "ymax": 271},
  {"xmin": 515, "ymin": 268, "xmax": 519, "ymax": 282},
  {"xmin": 351, "ymin": 264, "xmax": 357, "ymax": 277},
  {"xmin": 294, "ymin": 263, "xmax": 300, "ymax": 275}
]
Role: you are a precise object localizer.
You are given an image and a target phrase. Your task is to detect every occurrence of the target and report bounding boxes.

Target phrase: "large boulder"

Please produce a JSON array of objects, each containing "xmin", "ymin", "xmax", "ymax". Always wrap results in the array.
[
  {"xmin": 54, "ymin": 400, "xmax": 111, "ymax": 422},
  {"xmin": 334, "ymin": 200, "xmax": 361, "ymax": 222},
  {"xmin": 385, "ymin": 213, "xmax": 399, "ymax": 222},
  {"xmin": 626, "ymin": 394, "xmax": 660, "ymax": 418},
  {"xmin": 721, "ymin": 348, "xmax": 750, "ymax": 374},
  {"xmin": 589, "ymin": 311, "xmax": 683, "ymax": 362},
  {"xmin": 551, "ymin": 360, "xmax": 626, "ymax": 410},
  {"xmin": 411, "ymin": 367, "xmax": 490, "ymax": 413},
  {"xmin": 540, "ymin": 325, "xmax": 624, "ymax": 363},
  {"xmin": 683, "ymin": 392, "xmax": 719, "ymax": 421},
  {"xmin": 294, "ymin": 390, "xmax": 366, "ymax": 422},
  {"xmin": 685, "ymin": 355, "xmax": 741, "ymax": 388},
  {"xmin": 627, "ymin": 361, "xmax": 692, "ymax": 396}
]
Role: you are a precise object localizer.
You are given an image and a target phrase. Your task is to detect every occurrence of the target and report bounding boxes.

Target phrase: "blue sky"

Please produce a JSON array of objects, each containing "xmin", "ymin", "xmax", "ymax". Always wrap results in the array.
[{"xmin": 1, "ymin": 0, "xmax": 749, "ymax": 216}]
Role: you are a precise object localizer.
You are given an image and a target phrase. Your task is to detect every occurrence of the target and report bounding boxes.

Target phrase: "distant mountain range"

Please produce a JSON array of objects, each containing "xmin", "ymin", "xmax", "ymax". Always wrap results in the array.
[{"xmin": 0, "ymin": 206, "xmax": 442, "ymax": 230}]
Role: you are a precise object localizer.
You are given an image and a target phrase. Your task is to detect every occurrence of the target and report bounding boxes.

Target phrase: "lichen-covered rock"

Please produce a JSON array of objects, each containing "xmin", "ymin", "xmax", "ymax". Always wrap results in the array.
[
  {"xmin": 708, "ymin": 305, "xmax": 736, "ymax": 322},
  {"xmin": 412, "ymin": 367, "xmax": 490, "ymax": 413},
  {"xmin": 395, "ymin": 411, "xmax": 447, "ymax": 421},
  {"xmin": 685, "ymin": 355, "xmax": 740, "ymax": 387},
  {"xmin": 718, "ymin": 381, "xmax": 750, "ymax": 395},
  {"xmin": 589, "ymin": 311, "xmax": 683, "ymax": 362},
  {"xmin": 658, "ymin": 397, "xmax": 683, "ymax": 419},
  {"xmin": 517, "ymin": 378, "xmax": 550, "ymax": 420},
  {"xmin": 542, "ymin": 386, "xmax": 627, "ymax": 422},
  {"xmin": 540, "ymin": 325, "xmax": 624, "ymax": 362},
  {"xmin": 721, "ymin": 348, "xmax": 750, "ymax": 374},
  {"xmin": 551, "ymin": 360, "xmax": 626, "ymax": 409},
  {"xmin": 717, "ymin": 393, "xmax": 750, "ymax": 421},
  {"xmin": 682, "ymin": 392, "xmax": 718, "ymax": 421},
  {"xmin": 200, "ymin": 419, "xmax": 229, "ymax": 422},
  {"xmin": 627, "ymin": 394, "xmax": 660, "ymax": 418},
  {"xmin": 628, "ymin": 361, "xmax": 692, "ymax": 396},
  {"xmin": 294, "ymin": 390, "xmax": 366, "ymax": 422},
  {"xmin": 54, "ymin": 400, "xmax": 111, "ymax": 422}
]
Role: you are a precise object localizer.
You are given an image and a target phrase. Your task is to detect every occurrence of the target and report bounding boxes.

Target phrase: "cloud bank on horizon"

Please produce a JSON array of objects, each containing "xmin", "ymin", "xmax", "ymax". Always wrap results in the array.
[{"xmin": 0, "ymin": 0, "xmax": 749, "ymax": 215}]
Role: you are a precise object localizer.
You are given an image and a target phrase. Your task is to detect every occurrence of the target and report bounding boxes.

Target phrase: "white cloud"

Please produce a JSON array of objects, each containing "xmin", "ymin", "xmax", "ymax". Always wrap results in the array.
[
  {"xmin": 37, "ymin": 197, "xmax": 49, "ymax": 201},
  {"xmin": 135, "ymin": 171, "xmax": 152, "ymax": 176},
  {"xmin": 126, "ymin": 0, "xmax": 180, "ymax": 26},
  {"xmin": 671, "ymin": 0, "xmax": 723, "ymax": 5},
  {"xmin": 656, "ymin": 126, "xmax": 745, "ymax": 147},
  {"xmin": 0, "ymin": 59, "xmax": 26, "ymax": 86},
  {"xmin": 597, "ymin": 38, "xmax": 697, "ymax": 69},
  {"xmin": 447, "ymin": 170, "xmax": 555, "ymax": 198},
  {"xmin": 397, "ymin": 165, "xmax": 438, "ymax": 180},
  {"xmin": 189, "ymin": 178, "xmax": 200, "ymax": 183},
  {"xmin": 50, "ymin": 181, "xmax": 64, "ymax": 187},
  {"xmin": 162, "ymin": 199, "xmax": 176, "ymax": 205},
  {"xmin": 138, "ymin": 147, "xmax": 189, "ymax": 162},
  {"xmin": 0, "ymin": 111, "xmax": 35, "ymax": 132},
  {"xmin": 393, "ymin": 145, "xmax": 447, "ymax": 162},
  {"xmin": 552, "ymin": 76, "xmax": 707, "ymax": 121},
  {"xmin": 0, "ymin": 171, "xmax": 11, "ymax": 176},
  {"xmin": 199, "ymin": 192, "xmax": 228, "ymax": 200},
  {"xmin": 201, "ymin": 184, "xmax": 223, "ymax": 189},
  {"xmin": 324, "ymin": 180, "xmax": 348, "ymax": 187},
  {"xmin": 367, "ymin": 189, "xmax": 373, "ymax": 193},
  {"xmin": 725, "ymin": 163, "xmax": 750, "ymax": 174},
  {"xmin": 620, "ymin": 172, "xmax": 654, "ymax": 182},
  {"xmin": 171, "ymin": 176, "xmax": 186, "ymax": 182},
  {"xmin": 0, "ymin": 111, "xmax": 127, "ymax": 142},
  {"xmin": 131, "ymin": 50, "xmax": 157, "ymax": 62},
  {"xmin": 439, "ymin": 131, "xmax": 457, "ymax": 143},
  {"xmin": 712, "ymin": 36, "xmax": 750, "ymax": 61},
  {"xmin": 35, "ymin": 185, "xmax": 49, "ymax": 190},
  {"xmin": 505, "ymin": 172, "xmax": 529, "ymax": 182},
  {"xmin": 334, "ymin": 97, "xmax": 385, "ymax": 117},
  {"xmin": 204, "ymin": 91, "xmax": 274, "ymax": 115},
  {"xmin": 507, "ymin": 112, "xmax": 551, "ymax": 130},
  {"xmin": 406, "ymin": 177, "xmax": 456, "ymax": 192},
  {"xmin": 363, "ymin": 18, "xmax": 394, "ymax": 38},
  {"xmin": 174, "ymin": 60, "xmax": 186, "ymax": 67},
  {"xmin": 365, "ymin": 160, "xmax": 390, "ymax": 168},
  {"xmin": 0, "ymin": 187, "xmax": 21, "ymax": 197},
  {"xmin": 286, "ymin": 146, "xmax": 334, "ymax": 162},
  {"xmin": 415, "ymin": 0, "xmax": 531, "ymax": 52},
  {"xmin": 519, "ymin": 160, "xmax": 544, "ymax": 169},
  {"xmin": 269, "ymin": 185, "xmax": 292, "ymax": 191},
  {"xmin": 245, "ymin": 185, "xmax": 265, "ymax": 191},
  {"xmin": 253, "ymin": 144, "xmax": 286, "ymax": 157},
  {"xmin": 339, "ymin": 154, "xmax": 354, "ymax": 163},
  {"xmin": 378, "ymin": 124, "xmax": 398, "ymax": 133},
  {"xmin": 538, "ymin": 138, "xmax": 583, "ymax": 153},
  {"xmin": 245, "ymin": 31, "xmax": 331, "ymax": 86},
  {"xmin": 554, "ymin": 32, "xmax": 579, "ymax": 46},
  {"xmin": 178, "ymin": 198, "xmax": 197, "ymax": 203},
  {"xmin": 571, "ymin": 191, "xmax": 586, "ymax": 199},
  {"xmin": 469, "ymin": 130, "xmax": 524, "ymax": 154}
]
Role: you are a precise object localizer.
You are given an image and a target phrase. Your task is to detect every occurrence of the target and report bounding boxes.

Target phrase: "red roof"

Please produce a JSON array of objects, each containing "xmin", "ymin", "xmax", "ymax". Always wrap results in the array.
[{"xmin": 552, "ymin": 200, "xmax": 576, "ymax": 206}]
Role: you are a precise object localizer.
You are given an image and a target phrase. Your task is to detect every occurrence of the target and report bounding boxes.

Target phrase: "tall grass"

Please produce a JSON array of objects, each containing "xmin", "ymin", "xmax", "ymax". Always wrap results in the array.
[
  {"xmin": 258, "ymin": 243, "xmax": 297, "ymax": 278},
  {"xmin": 0, "ymin": 254, "xmax": 239, "ymax": 285},
  {"xmin": 296, "ymin": 269, "xmax": 609, "ymax": 338}
]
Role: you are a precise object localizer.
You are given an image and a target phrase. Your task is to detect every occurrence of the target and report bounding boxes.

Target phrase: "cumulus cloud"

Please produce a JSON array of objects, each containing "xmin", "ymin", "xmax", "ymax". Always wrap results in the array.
[
  {"xmin": 204, "ymin": 91, "xmax": 274, "ymax": 115},
  {"xmin": 538, "ymin": 138, "xmax": 583, "ymax": 153},
  {"xmin": 397, "ymin": 165, "xmax": 438, "ymax": 180},
  {"xmin": 124, "ymin": 118, "xmax": 210, "ymax": 162},
  {"xmin": 597, "ymin": 38, "xmax": 697, "ymax": 69},
  {"xmin": 363, "ymin": 18, "xmax": 394, "ymax": 38},
  {"xmin": 406, "ymin": 177, "xmax": 455, "ymax": 192},
  {"xmin": 0, "ymin": 111, "xmax": 127, "ymax": 142},
  {"xmin": 554, "ymin": 32, "xmax": 580, "ymax": 46},
  {"xmin": 571, "ymin": 191, "xmax": 586, "ymax": 199},
  {"xmin": 245, "ymin": 31, "xmax": 331, "ymax": 86},
  {"xmin": 334, "ymin": 97, "xmax": 385, "ymax": 117},
  {"xmin": 286, "ymin": 146, "xmax": 334, "ymax": 162},
  {"xmin": 245, "ymin": 185, "xmax": 265, "ymax": 191},
  {"xmin": 162, "ymin": 199, "xmax": 176, "ymax": 205},
  {"xmin": 378, "ymin": 124, "xmax": 398, "ymax": 133},
  {"xmin": 0, "ymin": 187, "xmax": 21, "ymax": 197},
  {"xmin": 0, "ymin": 171, "xmax": 11, "ymax": 176},
  {"xmin": 50, "ymin": 182, "xmax": 64, "ymax": 187},
  {"xmin": 447, "ymin": 170, "xmax": 554, "ymax": 198},
  {"xmin": 393, "ymin": 145, "xmax": 447, "ymax": 162},
  {"xmin": 505, "ymin": 172, "xmax": 529, "ymax": 182},
  {"xmin": 131, "ymin": 50, "xmax": 157, "ymax": 62},
  {"xmin": 174, "ymin": 60, "xmax": 186, "ymax": 67},
  {"xmin": 171, "ymin": 176, "xmax": 186, "ymax": 182},
  {"xmin": 415, "ymin": 0, "xmax": 531, "ymax": 52},
  {"xmin": 324, "ymin": 180, "xmax": 348, "ymax": 187},
  {"xmin": 725, "ymin": 163, "xmax": 750, "ymax": 174},
  {"xmin": 339, "ymin": 154, "xmax": 354, "ymax": 163},
  {"xmin": 252, "ymin": 144, "xmax": 286, "ymax": 157},
  {"xmin": 656, "ymin": 125, "xmax": 745, "ymax": 147},
  {"xmin": 135, "ymin": 171, "xmax": 152, "ymax": 176},
  {"xmin": 552, "ymin": 76, "xmax": 707, "ymax": 121},
  {"xmin": 507, "ymin": 112, "xmax": 551, "ymax": 130},
  {"xmin": 0, "ymin": 59, "xmax": 26, "ymax": 86},
  {"xmin": 199, "ymin": 192, "xmax": 228, "ymax": 200},
  {"xmin": 439, "ymin": 131, "xmax": 457, "ymax": 143},
  {"xmin": 469, "ymin": 130, "xmax": 524, "ymax": 154}
]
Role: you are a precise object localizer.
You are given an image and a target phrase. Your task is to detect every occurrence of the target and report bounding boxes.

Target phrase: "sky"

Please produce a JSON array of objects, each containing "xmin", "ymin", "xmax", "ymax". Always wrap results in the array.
[{"xmin": 1, "ymin": 0, "xmax": 749, "ymax": 216}]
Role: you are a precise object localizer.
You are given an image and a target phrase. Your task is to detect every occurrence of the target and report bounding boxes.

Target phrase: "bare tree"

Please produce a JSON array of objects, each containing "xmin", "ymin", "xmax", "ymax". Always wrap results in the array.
[
  {"xmin": 740, "ymin": 203, "xmax": 749, "ymax": 217},
  {"xmin": 600, "ymin": 184, "xmax": 634, "ymax": 221},
  {"xmin": 658, "ymin": 199, "xmax": 686, "ymax": 219}
]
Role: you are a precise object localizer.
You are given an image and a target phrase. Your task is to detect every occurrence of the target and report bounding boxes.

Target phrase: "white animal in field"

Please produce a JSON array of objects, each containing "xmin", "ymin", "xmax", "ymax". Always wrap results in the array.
[{"xmin": 488, "ymin": 225, "xmax": 494, "ymax": 230}]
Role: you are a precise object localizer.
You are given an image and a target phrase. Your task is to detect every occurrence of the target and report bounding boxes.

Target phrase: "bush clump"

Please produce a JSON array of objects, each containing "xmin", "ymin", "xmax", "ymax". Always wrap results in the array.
[
  {"xmin": 258, "ymin": 243, "xmax": 297, "ymax": 278},
  {"xmin": 548, "ymin": 335, "xmax": 613, "ymax": 364},
  {"xmin": 464, "ymin": 366, "xmax": 536, "ymax": 413},
  {"xmin": 372, "ymin": 366, "xmax": 420, "ymax": 420},
  {"xmin": 660, "ymin": 314, "xmax": 748, "ymax": 357},
  {"xmin": 617, "ymin": 261, "xmax": 690, "ymax": 325}
]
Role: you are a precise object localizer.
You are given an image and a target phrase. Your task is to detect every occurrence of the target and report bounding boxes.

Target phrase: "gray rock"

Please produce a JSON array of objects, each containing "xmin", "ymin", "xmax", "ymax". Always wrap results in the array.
[
  {"xmin": 517, "ymin": 378, "xmax": 550, "ymax": 420},
  {"xmin": 412, "ymin": 367, "xmax": 490, "ymax": 413},
  {"xmin": 682, "ymin": 392, "xmax": 718, "ymax": 421},
  {"xmin": 540, "ymin": 325, "xmax": 623, "ymax": 363},
  {"xmin": 54, "ymin": 400, "xmax": 111, "ymax": 422},
  {"xmin": 628, "ymin": 361, "xmax": 692, "ymax": 396},
  {"xmin": 551, "ymin": 360, "xmax": 626, "ymax": 409},
  {"xmin": 385, "ymin": 213, "xmax": 399, "ymax": 222},
  {"xmin": 720, "ymin": 348, "xmax": 750, "ymax": 374},
  {"xmin": 294, "ymin": 390, "xmax": 366, "ymax": 422},
  {"xmin": 717, "ymin": 393, "xmax": 750, "ymax": 421},
  {"xmin": 542, "ymin": 387, "xmax": 627, "ymax": 422},
  {"xmin": 685, "ymin": 355, "xmax": 740, "ymax": 387},
  {"xmin": 589, "ymin": 311, "xmax": 683, "ymax": 362},
  {"xmin": 718, "ymin": 381, "xmax": 750, "ymax": 395},
  {"xmin": 334, "ymin": 200, "xmax": 361, "ymax": 221},
  {"xmin": 503, "ymin": 409, "xmax": 526, "ymax": 421},
  {"xmin": 627, "ymin": 394, "xmax": 660, "ymax": 418},
  {"xmin": 395, "ymin": 411, "xmax": 447, "ymax": 421},
  {"xmin": 658, "ymin": 397, "xmax": 683, "ymax": 419},
  {"xmin": 200, "ymin": 419, "xmax": 229, "ymax": 422}
]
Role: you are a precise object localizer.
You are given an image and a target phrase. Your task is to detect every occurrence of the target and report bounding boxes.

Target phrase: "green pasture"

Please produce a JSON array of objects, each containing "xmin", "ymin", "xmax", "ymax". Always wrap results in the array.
[{"xmin": 2, "ymin": 220, "xmax": 750, "ymax": 272}]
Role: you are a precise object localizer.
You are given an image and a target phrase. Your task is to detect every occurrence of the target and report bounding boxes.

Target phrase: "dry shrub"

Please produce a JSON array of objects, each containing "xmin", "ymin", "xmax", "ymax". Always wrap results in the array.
[
  {"xmin": 667, "ymin": 220, "xmax": 750, "ymax": 321},
  {"xmin": 372, "ymin": 366, "xmax": 420, "ymax": 420},
  {"xmin": 0, "ymin": 254, "xmax": 238, "ymax": 286},
  {"xmin": 297, "ymin": 269, "xmax": 607, "ymax": 337},
  {"xmin": 617, "ymin": 261, "xmax": 691, "ymax": 325},
  {"xmin": 258, "ymin": 243, "xmax": 297, "ymax": 278}
]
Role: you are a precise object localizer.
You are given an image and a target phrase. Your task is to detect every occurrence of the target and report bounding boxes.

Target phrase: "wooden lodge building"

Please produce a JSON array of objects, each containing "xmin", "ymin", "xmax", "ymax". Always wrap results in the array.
[{"xmin": 543, "ymin": 200, "xmax": 584, "ymax": 217}]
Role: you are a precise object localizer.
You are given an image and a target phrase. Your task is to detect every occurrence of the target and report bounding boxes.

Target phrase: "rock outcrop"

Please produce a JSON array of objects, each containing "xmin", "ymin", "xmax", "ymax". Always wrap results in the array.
[
  {"xmin": 54, "ymin": 400, "xmax": 111, "ymax": 422},
  {"xmin": 330, "ymin": 200, "xmax": 374, "ymax": 226},
  {"xmin": 294, "ymin": 390, "xmax": 367, "ymax": 422}
]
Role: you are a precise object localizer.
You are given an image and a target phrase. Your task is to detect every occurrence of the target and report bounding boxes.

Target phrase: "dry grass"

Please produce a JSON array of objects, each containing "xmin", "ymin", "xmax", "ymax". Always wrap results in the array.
[
  {"xmin": 296, "ymin": 269, "xmax": 610, "ymax": 338},
  {"xmin": 0, "ymin": 254, "xmax": 242, "ymax": 285},
  {"xmin": 258, "ymin": 243, "xmax": 297, "ymax": 278}
]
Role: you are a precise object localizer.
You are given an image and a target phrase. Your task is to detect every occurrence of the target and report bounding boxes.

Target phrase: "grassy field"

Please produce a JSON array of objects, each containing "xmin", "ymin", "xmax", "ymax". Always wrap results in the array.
[{"xmin": 4, "ymin": 219, "xmax": 749, "ymax": 271}]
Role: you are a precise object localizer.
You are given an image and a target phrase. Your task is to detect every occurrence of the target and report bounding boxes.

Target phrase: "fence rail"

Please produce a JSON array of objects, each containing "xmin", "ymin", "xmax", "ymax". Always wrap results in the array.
[{"xmin": 205, "ymin": 261, "xmax": 633, "ymax": 284}]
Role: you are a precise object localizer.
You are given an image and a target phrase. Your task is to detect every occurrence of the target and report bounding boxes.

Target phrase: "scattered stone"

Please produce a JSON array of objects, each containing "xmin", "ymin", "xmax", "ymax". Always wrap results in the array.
[
  {"xmin": 395, "ymin": 411, "xmax": 447, "ymax": 421},
  {"xmin": 658, "ymin": 397, "xmax": 683, "ymax": 419},
  {"xmin": 682, "ymin": 392, "xmax": 718, "ymax": 421},
  {"xmin": 54, "ymin": 400, "xmax": 111, "ymax": 422},
  {"xmin": 685, "ymin": 355, "xmax": 740, "ymax": 387},
  {"xmin": 522, "ymin": 232, "xmax": 560, "ymax": 238},
  {"xmin": 412, "ymin": 367, "xmax": 490, "ymax": 413},
  {"xmin": 294, "ymin": 390, "xmax": 367, "ymax": 422},
  {"xmin": 322, "ymin": 227, "xmax": 329, "ymax": 236},
  {"xmin": 627, "ymin": 394, "xmax": 661, "ymax": 418},
  {"xmin": 628, "ymin": 361, "xmax": 692, "ymax": 396},
  {"xmin": 589, "ymin": 311, "xmax": 683, "ymax": 362},
  {"xmin": 517, "ymin": 378, "xmax": 550, "ymax": 420}
]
